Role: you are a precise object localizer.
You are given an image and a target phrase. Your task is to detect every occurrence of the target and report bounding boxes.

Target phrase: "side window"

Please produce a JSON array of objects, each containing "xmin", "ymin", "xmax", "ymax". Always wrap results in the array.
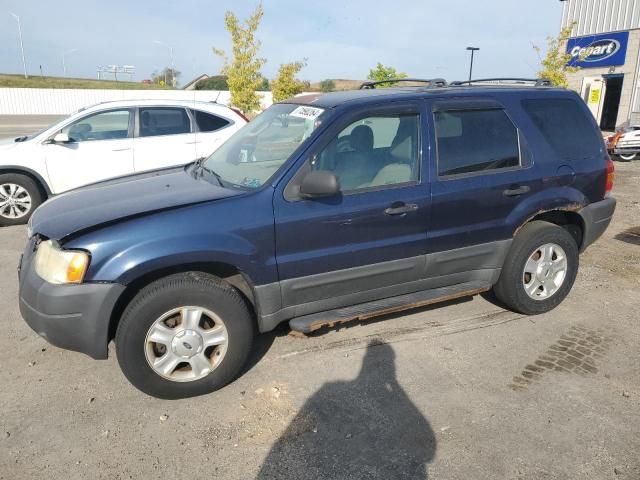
[
  {"xmin": 521, "ymin": 98, "xmax": 602, "ymax": 160},
  {"xmin": 61, "ymin": 110, "xmax": 130, "ymax": 142},
  {"xmin": 313, "ymin": 113, "xmax": 419, "ymax": 192},
  {"xmin": 435, "ymin": 108, "xmax": 520, "ymax": 177},
  {"xmin": 139, "ymin": 108, "xmax": 191, "ymax": 137},
  {"xmin": 193, "ymin": 110, "xmax": 231, "ymax": 132}
]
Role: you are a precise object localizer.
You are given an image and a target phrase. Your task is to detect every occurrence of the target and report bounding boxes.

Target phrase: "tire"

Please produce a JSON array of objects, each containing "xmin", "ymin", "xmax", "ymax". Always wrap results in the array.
[
  {"xmin": 493, "ymin": 221, "xmax": 579, "ymax": 315},
  {"xmin": 115, "ymin": 272, "xmax": 255, "ymax": 399},
  {"xmin": 0, "ymin": 173, "xmax": 44, "ymax": 226},
  {"xmin": 618, "ymin": 152, "xmax": 636, "ymax": 161}
]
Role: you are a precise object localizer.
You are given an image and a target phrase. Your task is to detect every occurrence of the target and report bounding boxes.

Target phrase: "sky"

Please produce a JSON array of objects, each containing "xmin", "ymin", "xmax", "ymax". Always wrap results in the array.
[{"xmin": 0, "ymin": 0, "xmax": 564, "ymax": 85}]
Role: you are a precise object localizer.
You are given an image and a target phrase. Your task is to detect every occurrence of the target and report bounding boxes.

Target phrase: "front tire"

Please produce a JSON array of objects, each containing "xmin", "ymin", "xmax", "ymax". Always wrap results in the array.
[
  {"xmin": 0, "ymin": 173, "xmax": 44, "ymax": 226},
  {"xmin": 618, "ymin": 152, "xmax": 636, "ymax": 161},
  {"xmin": 115, "ymin": 272, "xmax": 255, "ymax": 399},
  {"xmin": 493, "ymin": 221, "xmax": 579, "ymax": 315}
]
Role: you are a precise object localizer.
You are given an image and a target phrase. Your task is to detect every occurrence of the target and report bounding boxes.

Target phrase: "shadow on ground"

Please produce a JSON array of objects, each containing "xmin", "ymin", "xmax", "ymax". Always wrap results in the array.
[
  {"xmin": 615, "ymin": 227, "xmax": 640, "ymax": 246},
  {"xmin": 255, "ymin": 342, "xmax": 436, "ymax": 479}
]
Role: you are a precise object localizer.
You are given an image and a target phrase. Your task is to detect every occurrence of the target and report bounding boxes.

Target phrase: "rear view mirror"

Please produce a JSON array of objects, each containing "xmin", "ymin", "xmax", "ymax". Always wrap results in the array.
[
  {"xmin": 52, "ymin": 133, "xmax": 70, "ymax": 144},
  {"xmin": 300, "ymin": 170, "xmax": 340, "ymax": 198}
]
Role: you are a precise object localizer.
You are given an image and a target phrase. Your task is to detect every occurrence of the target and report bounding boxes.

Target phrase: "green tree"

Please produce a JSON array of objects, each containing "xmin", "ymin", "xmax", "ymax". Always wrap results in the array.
[
  {"xmin": 151, "ymin": 67, "xmax": 180, "ymax": 87},
  {"xmin": 257, "ymin": 76, "xmax": 270, "ymax": 91},
  {"xmin": 367, "ymin": 63, "xmax": 408, "ymax": 87},
  {"xmin": 213, "ymin": 4, "xmax": 266, "ymax": 113},
  {"xmin": 271, "ymin": 60, "xmax": 307, "ymax": 102},
  {"xmin": 319, "ymin": 79, "xmax": 335, "ymax": 92},
  {"xmin": 194, "ymin": 75, "xmax": 228, "ymax": 90},
  {"xmin": 533, "ymin": 25, "xmax": 580, "ymax": 88}
]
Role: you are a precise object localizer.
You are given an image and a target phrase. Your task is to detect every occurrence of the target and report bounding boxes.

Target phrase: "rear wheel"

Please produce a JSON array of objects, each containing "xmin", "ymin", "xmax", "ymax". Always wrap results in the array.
[
  {"xmin": 115, "ymin": 273, "xmax": 254, "ymax": 399},
  {"xmin": 618, "ymin": 152, "xmax": 636, "ymax": 161},
  {"xmin": 0, "ymin": 173, "xmax": 44, "ymax": 226},
  {"xmin": 493, "ymin": 221, "xmax": 579, "ymax": 315}
]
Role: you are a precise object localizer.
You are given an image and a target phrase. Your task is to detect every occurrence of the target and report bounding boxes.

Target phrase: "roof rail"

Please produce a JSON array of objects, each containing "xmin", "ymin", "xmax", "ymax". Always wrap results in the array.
[
  {"xmin": 359, "ymin": 78, "xmax": 448, "ymax": 89},
  {"xmin": 450, "ymin": 78, "xmax": 553, "ymax": 87}
]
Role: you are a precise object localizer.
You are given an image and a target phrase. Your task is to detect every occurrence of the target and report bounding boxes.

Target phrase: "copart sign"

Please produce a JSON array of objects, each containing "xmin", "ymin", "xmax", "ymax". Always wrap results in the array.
[{"xmin": 566, "ymin": 31, "xmax": 629, "ymax": 68}]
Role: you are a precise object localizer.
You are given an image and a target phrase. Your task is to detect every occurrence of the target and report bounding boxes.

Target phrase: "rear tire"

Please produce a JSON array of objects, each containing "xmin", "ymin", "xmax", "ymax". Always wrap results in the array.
[
  {"xmin": 115, "ymin": 272, "xmax": 255, "ymax": 399},
  {"xmin": 493, "ymin": 221, "xmax": 579, "ymax": 315},
  {"xmin": 618, "ymin": 152, "xmax": 636, "ymax": 161},
  {"xmin": 0, "ymin": 173, "xmax": 44, "ymax": 226}
]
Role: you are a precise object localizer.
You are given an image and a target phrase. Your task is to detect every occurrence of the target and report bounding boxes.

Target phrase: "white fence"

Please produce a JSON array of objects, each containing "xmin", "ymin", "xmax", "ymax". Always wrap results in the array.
[{"xmin": 0, "ymin": 88, "xmax": 275, "ymax": 115}]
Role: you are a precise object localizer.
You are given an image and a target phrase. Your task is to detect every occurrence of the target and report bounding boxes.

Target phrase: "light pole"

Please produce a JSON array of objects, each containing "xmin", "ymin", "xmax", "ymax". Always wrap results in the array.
[
  {"xmin": 153, "ymin": 40, "xmax": 174, "ymax": 86},
  {"xmin": 62, "ymin": 48, "xmax": 78, "ymax": 77},
  {"xmin": 466, "ymin": 46, "xmax": 480, "ymax": 83},
  {"xmin": 10, "ymin": 13, "xmax": 27, "ymax": 79}
]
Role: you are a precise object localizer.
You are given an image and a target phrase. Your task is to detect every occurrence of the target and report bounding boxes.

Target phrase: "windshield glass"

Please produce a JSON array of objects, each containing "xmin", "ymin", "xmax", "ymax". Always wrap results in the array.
[{"xmin": 202, "ymin": 103, "xmax": 325, "ymax": 189}]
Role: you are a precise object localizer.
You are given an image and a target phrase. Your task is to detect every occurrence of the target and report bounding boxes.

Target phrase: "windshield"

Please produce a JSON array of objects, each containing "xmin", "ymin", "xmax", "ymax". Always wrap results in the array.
[{"xmin": 201, "ymin": 103, "xmax": 325, "ymax": 189}]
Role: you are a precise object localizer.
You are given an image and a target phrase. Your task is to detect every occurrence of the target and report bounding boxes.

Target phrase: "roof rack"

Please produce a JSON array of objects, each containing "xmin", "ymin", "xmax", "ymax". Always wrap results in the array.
[
  {"xmin": 359, "ymin": 78, "xmax": 448, "ymax": 89},
  {"xmin": 450, "ymin": 78, "xmax": 553, "ymax": 87}
]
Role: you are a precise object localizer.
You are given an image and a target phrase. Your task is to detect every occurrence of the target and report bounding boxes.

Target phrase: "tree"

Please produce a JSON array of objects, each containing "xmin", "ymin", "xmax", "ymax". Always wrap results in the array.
[
  {"xmin": 194, "ymin": 75, "xmax": 229, "ymax": 90},
  {"xmin": 213, "ymin": 5, "xmax": 266, "ymax": 114},
  {"xmin": 257, "ymin": 76, "xmax": 270, "ymax": 91},
  {"xmin": 319, "ymin": 79, "xmax": 336, "ymax": 92},
  {"xmin": 151, "ymin": 67, "xmax": 180, "ymax": 87},
  {"xmin": 533, "ymin": 24, "xmax": 580, "ymax": 88},
  {"xmin": 367, "ymin": 63, "xmax": 408, "ymax": 87},
  {"xmin": 271, "ymin": 60, "xmax": 307, "ymax": 102}
]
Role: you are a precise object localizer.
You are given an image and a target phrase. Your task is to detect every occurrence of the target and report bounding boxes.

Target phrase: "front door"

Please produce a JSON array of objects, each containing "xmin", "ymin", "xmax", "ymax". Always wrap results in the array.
[
  {"xmin": 273, "ymin": 103, "xmax": 430, "ymax": 309},
  {"xmin": 45, "ymin": 108, "xmax": 134, "ymax": 193}
]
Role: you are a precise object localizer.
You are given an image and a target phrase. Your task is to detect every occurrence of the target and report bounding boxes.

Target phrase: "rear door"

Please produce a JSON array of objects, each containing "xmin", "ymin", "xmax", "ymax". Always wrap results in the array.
[
  {"xmin": 427, "ymin": 97, "xmax": 541, "ymax": 263},
  {"xmin": 192, "ymin": 108, "xmax": 241, "ymax": 158},
  {"xmin": 273, "ymin": 102, "xmax": 431, "ymax": 310},
  {"xmin": 133, "ymin": 106, "xmax": 197, "ymax": 171}
]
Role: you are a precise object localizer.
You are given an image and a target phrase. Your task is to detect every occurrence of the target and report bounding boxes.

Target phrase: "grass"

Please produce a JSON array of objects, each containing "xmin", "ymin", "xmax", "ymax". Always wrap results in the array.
[{"xmin": 0, "ymin": 73, "xmax": 173, "ymax": 90}]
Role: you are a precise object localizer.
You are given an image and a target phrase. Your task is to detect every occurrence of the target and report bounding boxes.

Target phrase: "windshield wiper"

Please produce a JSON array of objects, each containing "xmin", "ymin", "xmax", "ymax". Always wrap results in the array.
[
  {"xmin": 14, "ymin": 136, "xmax": 28, "ymax": 142},
  {"xmin": 193, "ymin": 157, "xmax": 225, "ymax": 187}
]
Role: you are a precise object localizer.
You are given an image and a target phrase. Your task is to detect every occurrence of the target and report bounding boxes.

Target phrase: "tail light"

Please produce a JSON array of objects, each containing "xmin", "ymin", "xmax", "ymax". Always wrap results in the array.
[
  {"xmin": 605, "ymin": 157, "xmax": 615, "ymax": 197},
  {"xmin": 230, "ymin": 107, "xmax": 249, "ymax": 123}
]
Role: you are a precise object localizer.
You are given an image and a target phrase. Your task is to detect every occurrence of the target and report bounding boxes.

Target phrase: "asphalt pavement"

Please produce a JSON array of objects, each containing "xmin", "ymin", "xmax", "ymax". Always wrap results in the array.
[
  {"xmin": 0, "ymin": 115, "xmax": 65, "ymax": 139},
  {"xmin": 0, "ymin": 161, "xmax": 638, "ymax": 479}
]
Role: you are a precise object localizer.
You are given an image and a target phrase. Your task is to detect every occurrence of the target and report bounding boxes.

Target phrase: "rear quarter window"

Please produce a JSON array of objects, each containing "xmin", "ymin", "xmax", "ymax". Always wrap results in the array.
[{"xmin": 521, "ymin": 98, "xmax": 602, "ymax": 160}]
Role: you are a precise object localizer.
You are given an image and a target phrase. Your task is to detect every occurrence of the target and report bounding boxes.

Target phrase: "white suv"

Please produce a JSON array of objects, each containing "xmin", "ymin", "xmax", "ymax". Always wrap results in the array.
[{"xmin": 0, "ymin": 99, "xmax": 247, "ymax": 226}]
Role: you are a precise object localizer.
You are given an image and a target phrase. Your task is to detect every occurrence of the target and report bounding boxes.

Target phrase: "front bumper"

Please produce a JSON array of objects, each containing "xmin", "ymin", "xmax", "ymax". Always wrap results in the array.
[
  {"xmin": 18, "ymin": 238, "xmax": 125, "ymax": 359},
  {"xmin": 578, "ymin": 197, "xmax": 616, "ymax": 252},
  {"xmin": 614, "ymin": 148, "xmax": 640, "ymax": 155}
]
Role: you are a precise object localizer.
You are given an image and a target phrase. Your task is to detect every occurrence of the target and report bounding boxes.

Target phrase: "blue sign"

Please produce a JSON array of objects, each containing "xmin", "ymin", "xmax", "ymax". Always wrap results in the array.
[{"xmin": 566, "ymin": 31, "xmax": 629, "ymax": 68}]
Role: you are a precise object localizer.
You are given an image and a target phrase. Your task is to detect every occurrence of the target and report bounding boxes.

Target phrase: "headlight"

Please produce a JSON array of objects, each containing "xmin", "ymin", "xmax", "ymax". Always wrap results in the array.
[{"xmin": 34, "ymin": 240, "xmax": 90, "ymax": 284}]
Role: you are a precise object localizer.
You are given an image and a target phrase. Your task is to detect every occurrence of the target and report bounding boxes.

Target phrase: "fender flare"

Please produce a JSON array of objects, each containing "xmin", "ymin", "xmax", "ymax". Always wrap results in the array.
[{"xmin": 0, "ymin": 164, "xmax": 52, "ymax": 196}]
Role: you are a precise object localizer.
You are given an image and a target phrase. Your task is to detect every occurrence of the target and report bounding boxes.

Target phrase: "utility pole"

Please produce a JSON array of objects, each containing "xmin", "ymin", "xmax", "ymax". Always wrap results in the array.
[
  {"xmin": 466, "ymin": 46, "xmax": 480, "ymax": 83},
  {"xmin": 153, "ymin": 40, "xmax": 175, "ymax": 87},
  {"xmin": 62, "ymin": 48, "xmax": 78, "ymax": 77},
  {"xmin": 10, "ymin": 13, "xmax": 28, "ymax": 79}
]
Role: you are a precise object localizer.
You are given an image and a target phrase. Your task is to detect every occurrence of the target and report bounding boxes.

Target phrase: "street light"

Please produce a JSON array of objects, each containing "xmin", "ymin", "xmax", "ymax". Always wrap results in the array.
[
  {"xmin": 10, "ymin": 13, "xmax": 27, "ymax": 79},
  {"xmin": 466, "ymin": 46, "xmax": 480, "ymax": 83},
  {"xmin": 153, "ymin": 40, "xmax": 174, "ymax": 86},
  {"xmin": 62, "ymin": 48, "xmax": 79, "ymax": 77}
]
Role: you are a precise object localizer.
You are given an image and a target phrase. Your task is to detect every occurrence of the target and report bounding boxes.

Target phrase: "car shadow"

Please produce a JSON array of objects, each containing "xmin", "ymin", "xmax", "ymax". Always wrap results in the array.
[
  {"xmin": 255, "ymin": 341, "xmax": 437, "ymax": 479},
  {"xmin": 615, "ymin": 227, "xmax": 640, "ymax": 246}
]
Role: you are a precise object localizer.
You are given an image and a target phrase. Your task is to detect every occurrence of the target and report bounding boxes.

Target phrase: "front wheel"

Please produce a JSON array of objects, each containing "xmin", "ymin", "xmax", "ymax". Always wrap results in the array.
[
  {"xmin": 493, "ymin": 221, "xmax": 579, "ymax": 315},
  {"xmin": 0, "ymin": 173, "xmax": 44, "ymax": 226},
  {"xmin": 618, "ymin": 152, "xmax": 637, "ymax": 161},
  {"xmin": 116, "ymin": 273, "xmax": 255, "ymax": 399}
]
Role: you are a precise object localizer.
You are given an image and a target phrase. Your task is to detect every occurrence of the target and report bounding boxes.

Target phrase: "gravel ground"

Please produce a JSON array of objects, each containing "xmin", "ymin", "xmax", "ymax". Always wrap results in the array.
[{"xmin": 0, "ymin": 161, "xmax": 638, "ymax": 480}]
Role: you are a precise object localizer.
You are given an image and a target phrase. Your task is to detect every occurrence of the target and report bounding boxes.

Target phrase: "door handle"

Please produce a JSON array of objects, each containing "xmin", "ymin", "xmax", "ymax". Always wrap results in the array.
[
  {"xmin": 503, "ymin": 185, "xmax": 531, "ymax": 197},
  {"xmin": 112, "ymin": 147, "xmax": 131, "ymax": 152},
  {"xmin": 384, "ymin": 202, "xmax": 418, "ymax": 216}
]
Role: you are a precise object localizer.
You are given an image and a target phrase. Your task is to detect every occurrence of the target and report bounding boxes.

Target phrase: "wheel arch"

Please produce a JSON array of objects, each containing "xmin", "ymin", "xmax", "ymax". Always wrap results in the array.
[
  {"xmin": 108, "ymin": 261, "xmax": 258, "ymax": 343},
  {"xmin": 0, "ymin": 165, "xmax": 52, "ymax": 197},
  {"xmin": 513, "ymin": 206, "xmax": 585, "ymax": 250}
]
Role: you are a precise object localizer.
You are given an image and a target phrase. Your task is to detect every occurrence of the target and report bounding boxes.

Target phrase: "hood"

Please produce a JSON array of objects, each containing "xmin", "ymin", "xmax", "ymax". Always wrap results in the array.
[
  {"xmin": 30, "ymin": 166, "xmax": 243, "ymax": 240},
  {"xmin": 0, "ymin": 137, "xmax": 22, "ymax": 150}
]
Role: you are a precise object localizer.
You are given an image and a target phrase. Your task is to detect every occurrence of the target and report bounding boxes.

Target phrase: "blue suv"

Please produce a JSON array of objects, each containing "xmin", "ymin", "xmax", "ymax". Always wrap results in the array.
[{"xmin": 18, "ymin": 79, "xmax": 616, "ymax": 398}]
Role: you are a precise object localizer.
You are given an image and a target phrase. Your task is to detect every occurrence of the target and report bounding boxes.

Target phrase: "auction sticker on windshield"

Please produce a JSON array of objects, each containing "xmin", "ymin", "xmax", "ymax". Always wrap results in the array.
[{"xmin": 290, "ymin": 105, "xmax": 324, "ymax": 120}]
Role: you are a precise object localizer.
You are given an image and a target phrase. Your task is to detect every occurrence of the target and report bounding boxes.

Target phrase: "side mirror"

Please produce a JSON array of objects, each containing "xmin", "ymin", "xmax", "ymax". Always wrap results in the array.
[
  {"xmin": 51, "ymin": 133, "xmax": 71, "ymax": 144},
  {"xmin": 300, "ymin": 170, "xmax": 340, "ymax": 198}
]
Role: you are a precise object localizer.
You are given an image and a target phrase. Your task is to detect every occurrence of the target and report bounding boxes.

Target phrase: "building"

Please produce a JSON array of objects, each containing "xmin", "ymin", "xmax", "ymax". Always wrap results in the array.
[{"xmin": 561, "ymin": 0, "xmax": 640, "ymax": 130}]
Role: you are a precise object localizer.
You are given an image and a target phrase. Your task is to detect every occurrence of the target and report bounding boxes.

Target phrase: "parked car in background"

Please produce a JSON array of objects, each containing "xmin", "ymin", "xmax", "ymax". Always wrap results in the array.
[
  {"xmin": 18, "ymin": 78, "xmax": 616, "ymax": 398},
  {"xmin": 607, "ymin": 124, "xmax": 640, "ymax": 161},
  {"xmin": 0, "ymin": 99, "xmax": 247, "ymax": 226}
]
